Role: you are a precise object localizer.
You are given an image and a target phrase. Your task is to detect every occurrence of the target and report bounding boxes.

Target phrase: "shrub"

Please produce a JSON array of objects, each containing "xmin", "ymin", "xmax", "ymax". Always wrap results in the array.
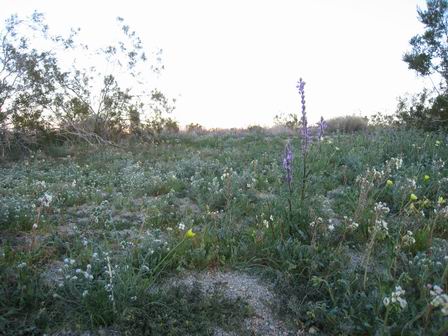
[
  {"xmin": 247, "ymin": 125, "xmax": 265, "ymax": 134},
  {"xmin": 186, "ymin": 123, "xmax": 205, "ymax": 134},
  {"xmin": 395, "ymin": 90, "xmax": 448, "ymax": 131},
  {"xmin": 326, "ymin": 115, "xmax": 368, "ymax": 133}
]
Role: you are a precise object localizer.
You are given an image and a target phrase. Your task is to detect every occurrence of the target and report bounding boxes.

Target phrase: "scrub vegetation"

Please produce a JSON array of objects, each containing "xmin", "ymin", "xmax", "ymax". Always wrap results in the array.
[{"xmin": 2, "ymin": 1, "xmax": 448, "ymax": 335}]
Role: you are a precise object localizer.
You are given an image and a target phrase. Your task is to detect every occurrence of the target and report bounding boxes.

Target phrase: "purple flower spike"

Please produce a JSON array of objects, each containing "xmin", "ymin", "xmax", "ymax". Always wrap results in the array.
[
  {"xmin": 317, "ymin": 116, "xmax": 327, "ymax": 141},
  {"xmin": 283, "ymin": 141, "xmax": 293, "ymax": 185},
  {"xmin": 297, "ymin": 78, "xmax": 310, "ymax": 152}
]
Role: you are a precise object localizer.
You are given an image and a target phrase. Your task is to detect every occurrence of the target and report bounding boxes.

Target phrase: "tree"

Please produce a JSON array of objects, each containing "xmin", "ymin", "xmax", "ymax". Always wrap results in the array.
[
  {"xmin": 0, "ymin": 12, "xmax": 176, "ymax": 153},
  {"xmin": 0, "ymin": 12, "xmax": 72, "ymax": 154},
  {"xmin": 51, "ymin": 17, "xmax": 171, "ymax": 143},
  {"xmin": 401, "ymin": 0, "xmax": 448, "ymax": 129}
]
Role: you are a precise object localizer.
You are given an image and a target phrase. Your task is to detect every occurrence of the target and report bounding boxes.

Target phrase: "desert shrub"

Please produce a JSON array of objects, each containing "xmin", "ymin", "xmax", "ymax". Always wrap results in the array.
[
  {"xmin": 247, "ymin": 125, "xmax": 265, "ymax": 134},
  {"xmin": 395, "ymin": 90, "xmax": 448, "ymax": 131},
  {"xmin": 163, "ymin": 118, "xmax": 180, "ymax": 133},
  {"xmin": 326, "ymin": 115, "xmax": 368, "ymax": 133},
  {"xmin": 186, "ymin": 123, "xmax": 205, "ymax": 134},
  {"xmin": 273, "ymin": 112, "xmax": 299, "ymax": 130}
]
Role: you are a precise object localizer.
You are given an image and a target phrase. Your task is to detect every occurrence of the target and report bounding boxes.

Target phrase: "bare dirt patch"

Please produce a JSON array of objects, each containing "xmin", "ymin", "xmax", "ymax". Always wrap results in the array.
[{"xmin": 169, "ymin": 271, "xmax": 297, "ymax": 336}]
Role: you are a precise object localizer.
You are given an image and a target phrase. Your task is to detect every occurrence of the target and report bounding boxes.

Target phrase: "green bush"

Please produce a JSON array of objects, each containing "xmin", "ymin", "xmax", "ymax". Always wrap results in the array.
[{"xmin": 326, "ymin": 115, "xmax": 368, "ymax": 133}]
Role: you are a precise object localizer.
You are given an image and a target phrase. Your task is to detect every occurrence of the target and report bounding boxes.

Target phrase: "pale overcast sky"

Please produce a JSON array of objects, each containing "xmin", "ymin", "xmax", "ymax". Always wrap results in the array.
[{"xmin": 1, "ymin": 0, "xmax": 431, "ymax": 128}]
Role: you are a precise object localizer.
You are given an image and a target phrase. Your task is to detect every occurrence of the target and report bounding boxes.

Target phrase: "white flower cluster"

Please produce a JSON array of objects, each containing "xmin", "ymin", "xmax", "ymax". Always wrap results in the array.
[
  {"xmin": 373, "ymin": 202, "xmax": 390, "ymax": 235},
  {"xmin": 437, "ymin": 206, "xmax": 448, "ymax": 219},
  {"xmin": 178, "ymin": 222, "xmax": 186, "ymax": 231},
  {"xmin": 39, "ymin": 192, "xmax": 53, "ymax": 207},
  {"xmin": 399, "ymin": 178, "xmax": 417, "ymax": 193},
  {"xmin": 17, "ymin": 262, "xmax": 27, "ymax": 269},
  {"xmin": 343, "ymin": 216, "xmax": 359, "ymax": 230},
  {"xmin": 309, "ymin": 217, "xmax": 323, "ymax": 228},
  {"xmin": 64, "ymin": 258, "xmax": 76, "ymax": 265},
  {"xmin": 207, "ymin": 177, "xmax": 222, "ymax": 194},
  {"xmin": 429, "ymin": 285, "xmax": 448, "ymax": 316},
  {"xmin": 60, "ymin": 258, "xmax": 94, "ymax": 283},
  {"xmin": 220, "ymin": 168, "xmax": 233, "ymax": 181},
  {"xmin": 74, "ymin": 264, "xmax": 94, "ymax": 281},
  {"xmin": 119, "ymin": 240, "xmax": 135, "ymax": 249},
  {"xmin": 246, "ymin": 177, "xmax": 257, "ymax": 189},
  {"xmin": 374, "ymin": 202, "xmax": 390, "ymax": 216},
  {"xmin": 356, "ymin": 168, "xmax": 384, "ymax": 189},
  {"xmin": 432, "ymin": 158, "xmax": 445, "ymax": 171},
  {"xmin": 262, "ymin": 214, "xmax": 274, "ymax": 229},
  {"xmin": 328, "ymin": 218, "xmax": 339, "ymax": 231},
  {"xmin": 385, "ymin": 157, "xmax": 403, "ymax": 173},
  {"xmin": 383, "ymin": 286, "xmax": 407, "ymax": 309},
  {"xmin": 401, "ymin": 230, "xmax": 416, "ymax": 247}
]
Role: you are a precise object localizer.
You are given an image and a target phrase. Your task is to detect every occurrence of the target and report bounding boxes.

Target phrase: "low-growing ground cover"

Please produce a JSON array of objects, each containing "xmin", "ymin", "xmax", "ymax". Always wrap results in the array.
[{"xmin": 1, "ymin": 128, "xmax": 448, "ymax": 335}]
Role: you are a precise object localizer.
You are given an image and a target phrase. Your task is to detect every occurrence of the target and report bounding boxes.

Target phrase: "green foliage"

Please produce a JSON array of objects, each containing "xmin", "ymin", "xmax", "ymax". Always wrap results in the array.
[
  {"xmin": 326, "ymin": 115, "xmax": 369, "ymax": 133},
  {"xmin": 0, "ymin": 13, "xmax": 178, "ymax": 156},
  {"xmin": 274, "ymin": 112, "xmax": 299, "ymax": 130},
  {"xmin": 186, "ymin": 123, "xmax": 205, "ymax": 134},
  {"xmin": 399, "ymin": 0, "xmax": 448, "ymax": 130}
]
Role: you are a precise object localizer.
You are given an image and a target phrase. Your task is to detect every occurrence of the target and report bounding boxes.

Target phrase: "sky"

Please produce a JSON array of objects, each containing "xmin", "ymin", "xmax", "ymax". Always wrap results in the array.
[{"xmin": 1, "ymin": 0, "xmax": 431, "ymax": 128}]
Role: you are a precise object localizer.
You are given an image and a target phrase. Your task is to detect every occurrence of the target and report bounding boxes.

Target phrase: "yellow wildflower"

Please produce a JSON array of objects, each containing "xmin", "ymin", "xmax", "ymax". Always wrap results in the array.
[
  {"xmin": 185, "ymin": 228, "xmax": 196, "ymax": 238},
  {"xmin": 386, "ymin": 180, "xmax": 394, "ymax": 187},
  {"xmin": 410, "ymin": 193, "xmax": 418, "ymax": 202},
  {"xmin": 424, "ymin": 175, "xmax": 430, "ymax": 182},
  {"xmin": 438, "ymin": 196, "xmax": 446, "ymax": 205}
]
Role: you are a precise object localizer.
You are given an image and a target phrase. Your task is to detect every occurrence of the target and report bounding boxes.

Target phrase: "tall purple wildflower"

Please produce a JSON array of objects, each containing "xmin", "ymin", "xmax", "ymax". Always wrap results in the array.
[
  {"xmin": 296, "ymin": 77, "xmax": 310, "ymax": 203},
  {"xmin": 283, "ymin": 141, "xmax": 293, "ymax": 185},
  {"xmin": 283, "ymin": 141, "xmax": 293, "ymax": 219},
  {"xmin": 317, "ymin": 116, "xmax": 327, "ymax": 141},
  {"xmin": 296, "ymin": 78, "xmax": 310, "ymax": 152}
]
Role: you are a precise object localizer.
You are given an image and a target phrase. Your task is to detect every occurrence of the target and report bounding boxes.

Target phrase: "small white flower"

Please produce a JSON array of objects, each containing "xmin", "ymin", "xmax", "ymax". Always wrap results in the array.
[
  {"xmin": 398, "ymin": 297, "xmax": 407, "ymax": 309},
  {"xmin": 383, "ymin": 297, "xmax": 390, "ymax": 306},
  {"xmin": 263, "ymin": 219, "xmax": 269, "ymax": 229},
  {"xmin": 178, "ymin": 222, "xmax": 186, "ymax": 231},
  {"xmin": 82, "ymin": 290, "xmax": 88, "ymax": 297},
  {"xmin": 432, "ymin": 285, "xmax": 444, "ymax": 296},
  {"xmin": 32, "ymin": 223, "xmax": 38, "ymax": 230},
  {"xmin": 17, "ymin": 262, "xmax": 27, "ymax": 269}
]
